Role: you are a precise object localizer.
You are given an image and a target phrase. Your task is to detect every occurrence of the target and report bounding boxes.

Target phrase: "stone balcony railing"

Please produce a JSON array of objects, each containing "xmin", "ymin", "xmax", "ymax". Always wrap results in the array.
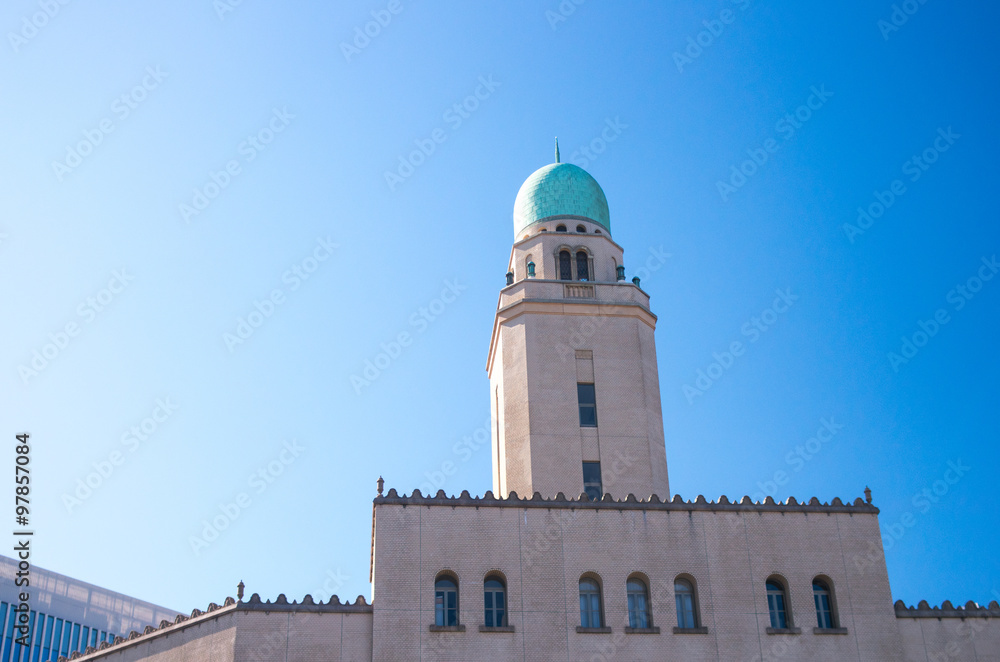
[{"xmin": 498, "ymin": 279, "xmax": 651, "ymax": 311}]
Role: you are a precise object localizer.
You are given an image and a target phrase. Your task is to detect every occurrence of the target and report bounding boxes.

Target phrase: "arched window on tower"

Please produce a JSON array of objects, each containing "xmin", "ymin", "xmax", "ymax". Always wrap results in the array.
[
  {"xmin": 559, "ymin": 251, "xmax": 572, "ymax": 281},
  {"xmin": 674, "ymin": 577, "xmax": 699, "ymax": 629},
  {"xmin": 626, "ymin": 578, "xmax": 651, "ymax": 629},
  {"xmin": 576, "ymin": 251, "xmax": 589, "ymax": 281},
  {"xmin": 579, "ymin": 577, "xmax": 603, "ymax": 628}
]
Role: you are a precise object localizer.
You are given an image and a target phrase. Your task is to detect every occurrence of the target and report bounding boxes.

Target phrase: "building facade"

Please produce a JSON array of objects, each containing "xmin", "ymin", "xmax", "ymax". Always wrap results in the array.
[
  {"xmin": 0, "ymin": 556, "xmax": 179, "ymax": 662},
  {"xmin": 65, "ymin": 155, "xmax": 999, "ymax": 661}
]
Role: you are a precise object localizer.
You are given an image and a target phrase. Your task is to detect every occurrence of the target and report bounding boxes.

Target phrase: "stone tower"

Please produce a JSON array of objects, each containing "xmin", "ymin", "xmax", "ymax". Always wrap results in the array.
[{"xmin": 487, "ymin": 150, "xmax": 670, "ymax": 501}]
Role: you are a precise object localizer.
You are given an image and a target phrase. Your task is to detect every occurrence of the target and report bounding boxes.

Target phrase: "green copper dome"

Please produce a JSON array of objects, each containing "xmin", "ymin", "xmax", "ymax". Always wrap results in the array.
[{"xmin": 513, "ymin": 162, "xmax": 610, "ymax": 238}]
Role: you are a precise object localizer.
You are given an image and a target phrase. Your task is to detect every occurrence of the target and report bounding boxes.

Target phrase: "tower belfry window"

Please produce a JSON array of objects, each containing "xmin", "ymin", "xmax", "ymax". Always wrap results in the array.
[
  {"xmin": 559, "ymin": 251, "xmax": 572, "ymax": 281},
  {"xmin": 576, "ymin": 251, "xmax": 589, "ymax": 281}
]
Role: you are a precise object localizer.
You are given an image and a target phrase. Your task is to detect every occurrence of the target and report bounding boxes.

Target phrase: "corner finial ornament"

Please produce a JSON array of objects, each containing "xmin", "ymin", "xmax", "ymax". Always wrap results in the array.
[
  {"xmin": 237, "ymin": 580, "xmax": 245, "ymax": 601},
  {"xmin": 555, "ymin": 137, "xmax": 560, "ymax": 163},
  {"xmin": 377, "ymin": 476, "xmax": 385, "ymax": 496},
  {"xmin": 864, "ymin": 486, "xmax": 872, "ymax": 504}
]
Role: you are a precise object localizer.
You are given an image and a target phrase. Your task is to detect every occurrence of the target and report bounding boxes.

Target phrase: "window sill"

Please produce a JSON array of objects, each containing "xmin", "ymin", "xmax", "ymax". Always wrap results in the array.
[
  {"xmin": 479, "ymin": 625, "xmax": 515, "ymax": 633},
  {"xmin": 813, "ymin": 627, "xmax": 848, "ymax": 635},
  {"xmin": 428, "ymin": 625, "xmax": 465, "ymax": 632},
  {"xmin": 765, "ymin": 627, "xmax": 801, "ymax": 635},
  {"xmin": 672, "ymin": 626, "xmax": 708, "ymax": 634},
  {"xmin": 624, "ymin": 627, "xmax": 660, "ymax": 634},
  {"xmin": 575, "ymin": 627, "xmax": 612, "ymax": 634}
]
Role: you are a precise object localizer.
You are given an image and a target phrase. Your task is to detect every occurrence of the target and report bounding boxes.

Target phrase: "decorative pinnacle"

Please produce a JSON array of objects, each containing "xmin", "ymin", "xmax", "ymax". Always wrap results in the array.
[
  {"xmin": 237, "ymin": 580, "xmax": 245, "ymax": 601},
  {"xmin": 377, "ymin": 476, "xmax": 384, "ymax": 496},
  {"xmin": 864, "ymin": 486, "xmax": 872, "ymax": 504},
  {"xmin": 555, "ymin": 137, "xmax": 560, "ymax": 163}
]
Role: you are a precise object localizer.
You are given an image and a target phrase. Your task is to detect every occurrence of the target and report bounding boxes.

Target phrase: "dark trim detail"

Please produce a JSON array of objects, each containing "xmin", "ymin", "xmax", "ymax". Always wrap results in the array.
[
  {"xmin": 765, "ymin": 627, "xmax": 802, "ymax": 635},
  {"xmin": 479, "ymin": 625, "xmax": 515, "ymax": 633},
  {"xmin": 672, "ymin": 626, "xmax": 709, "ymax": 634},
  {"xmin": 624, "ymin": 627, "xmax": 660, "ymax": 634},
  {"xmin": 813, "ymin": 627, "xmax": 849, "ymax": 635},
  {"xmin": 894, "ymin": 599, "xmax": 1000, "ymax": 619},
  {"xmin": 576, "ymin": 626, "xmax": 613, "ymax": 634},
  {"xmin": 429, "ymin": 625, "xmax": 466, "ymax": 633}
]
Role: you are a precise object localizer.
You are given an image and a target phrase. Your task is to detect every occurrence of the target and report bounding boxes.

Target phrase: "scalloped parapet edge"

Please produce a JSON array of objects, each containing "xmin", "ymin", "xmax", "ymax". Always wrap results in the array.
[
  {"xmin": 373, "ymin": 488, "xmax": 879, "ymax": 514},
  {"xmin": 894, "ymin": 599, "xmax": 1000, "ymax": 619}
]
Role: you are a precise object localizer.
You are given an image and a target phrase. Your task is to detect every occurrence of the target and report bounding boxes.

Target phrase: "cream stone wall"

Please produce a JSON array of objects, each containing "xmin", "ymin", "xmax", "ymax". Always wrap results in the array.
[{"xmin": 370, "ymin": 492, "xmax": 924, "ymax": 662}]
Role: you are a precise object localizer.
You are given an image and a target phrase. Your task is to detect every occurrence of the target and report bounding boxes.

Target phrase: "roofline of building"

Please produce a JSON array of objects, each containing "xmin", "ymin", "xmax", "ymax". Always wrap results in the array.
[
  {"xmin": 894, "ymin": 599, "xmax": 1000, "ymax": 619},
  {"xmin": 373, "ymin": 488, "xmax": 879, "ymax": 515},
  {"xmin": 64, "ymin": 594, "xmax": 372, "ymax": 661}
]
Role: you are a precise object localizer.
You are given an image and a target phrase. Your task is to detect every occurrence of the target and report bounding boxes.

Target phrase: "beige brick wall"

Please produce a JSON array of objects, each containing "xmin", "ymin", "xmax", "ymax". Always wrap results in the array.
[{"xmin": 371, "ymin": 497, "xmax": 912, "ymax": 661}]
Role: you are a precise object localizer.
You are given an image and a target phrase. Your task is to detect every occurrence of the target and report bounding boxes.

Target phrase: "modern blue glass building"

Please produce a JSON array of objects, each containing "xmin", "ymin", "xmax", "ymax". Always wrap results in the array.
[{"xmin": 0, "ymin": 557, "xmax": 179, "ymax": 661}]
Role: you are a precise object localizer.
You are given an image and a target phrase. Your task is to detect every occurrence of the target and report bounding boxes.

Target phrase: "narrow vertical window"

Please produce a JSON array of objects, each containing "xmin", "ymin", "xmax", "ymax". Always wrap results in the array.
[
  {"xmin": 559, "ymin": 250, "xmax": 572, "ymax": 280},
  {"xmin": 675, "ymin": 578, "xmax": 698, "ymax": 629},
  {"xmin": 577, "ymin": 383, "xmax": 597, "ymax": 427},
  {"xmin": 582, "ymin": 462, "xmax": 602, "ymax": 500},
  {"xmin": 579, "ymin": 579, "xmax": 603, "ymax": 628},
  {"xmin": 484, "ymin": 577, "xmax": 506, "ymax": 627},
  {"xmin": 766, "ymin": 580, "xmax": 788, "ymax": 629},
  {"xmin": 627, "ymin": 579, "xmax": 650, "ymax": 629},
  {"xmin": 813, "ymin": 580, "xmax": 834, "ymax": 629},
  {"xmin": 435, "ymin": 576, "xmax": 459, "ymax": 626},
  {"xmin": 576, "ymin": 251, "xmax": 589, "ymax": 281}
]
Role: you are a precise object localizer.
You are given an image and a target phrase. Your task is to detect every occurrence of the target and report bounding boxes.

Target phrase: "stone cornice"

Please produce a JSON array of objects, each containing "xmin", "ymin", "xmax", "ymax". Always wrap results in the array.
[
  {"xmin": 894, "ymin": 599, "xmax": 1000, "ymax": 619},
  {"xmin": 373, "ymin": 488, "xmax": 879, "ymax": 515}
]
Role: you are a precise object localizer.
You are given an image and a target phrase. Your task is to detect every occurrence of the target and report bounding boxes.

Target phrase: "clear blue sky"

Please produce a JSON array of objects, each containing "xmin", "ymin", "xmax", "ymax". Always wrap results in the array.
[{"xmin": 2, "ymin": 0, "xmax": 997, "ymax": 614}]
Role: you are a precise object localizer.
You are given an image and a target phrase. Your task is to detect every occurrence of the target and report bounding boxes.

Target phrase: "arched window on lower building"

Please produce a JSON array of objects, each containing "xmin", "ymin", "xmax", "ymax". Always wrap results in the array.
[
  {"xmin": 626, "ymin": 578, "xmax": 650, "ymax": 629},
  {"xmin": 674, "ymin": 577, "xmax": 699, "ymax": 629},
  {"xmin": 579, "ymin": 577, "xmax": 603, "ymax": 628},
  {"xmin": 813, "ymin": 578, "xmax": 836, "ymax": 629},
  {"xmin": 766, "ymin": 579, "xmax": 790, "ymax": 629},
  {"xmin": 434, "ymin": 574, "xmax": 459, "ymax": 627},
  {"xmin": 484, "ymin": 576, "xmax": 506, "ymax": 627}
]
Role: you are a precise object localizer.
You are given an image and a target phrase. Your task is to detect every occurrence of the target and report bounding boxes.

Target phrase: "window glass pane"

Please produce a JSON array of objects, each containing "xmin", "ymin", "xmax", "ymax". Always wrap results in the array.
[
  {"xmin": 576, "ymin": 252, "xmax": 589, "ymax": 281},
  {"xmin": 582, "ymin": 462, "xmax": 602, "ymax": 500},
  {"xmin": 577, "ymin": 384, "xmax": 597, "ymax": 427},
  {"xmin": 559, "ymin": 251, "xmax": 572, "ymax": 280}
]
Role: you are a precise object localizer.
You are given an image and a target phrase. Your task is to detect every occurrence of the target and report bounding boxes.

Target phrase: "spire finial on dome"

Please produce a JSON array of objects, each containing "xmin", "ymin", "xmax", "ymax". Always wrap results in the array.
[{"xmin": 554, "ymin": 137, "xmax": 560, "ymax": 163}]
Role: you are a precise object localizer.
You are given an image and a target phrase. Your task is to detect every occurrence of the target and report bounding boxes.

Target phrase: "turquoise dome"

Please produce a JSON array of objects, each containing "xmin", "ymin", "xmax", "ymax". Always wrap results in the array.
[{"xmin": 513, "ymin": 163, "xmax": 610, "ymax": 238}]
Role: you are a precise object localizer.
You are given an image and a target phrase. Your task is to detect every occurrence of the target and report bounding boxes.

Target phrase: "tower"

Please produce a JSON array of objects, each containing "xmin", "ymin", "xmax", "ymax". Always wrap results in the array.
[{"xmin": 487, "ymin": 149, "xmax": 670, "ymax": 501}]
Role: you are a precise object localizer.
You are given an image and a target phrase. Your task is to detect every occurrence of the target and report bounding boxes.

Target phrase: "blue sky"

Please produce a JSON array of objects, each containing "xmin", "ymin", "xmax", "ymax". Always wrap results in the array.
[{"xmin": 2, "ymin": 0, "xmax": 997, "ymax": 615}]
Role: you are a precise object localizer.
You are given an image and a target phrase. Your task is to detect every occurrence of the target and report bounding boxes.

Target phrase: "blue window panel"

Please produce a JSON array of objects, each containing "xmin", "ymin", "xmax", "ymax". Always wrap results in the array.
[
  {"xmin": 59, "ymin": 624, "xmax": 71, "ymax": 657},
  {"xmin": 40, "ymin": 617, "xmax": 53, "ymax": 662},
  {"xmin": 69, "ymin": 625, "xmax": 80, "ymax": 654},
  {"xmin": 4, "ymin": 606, "xmax": 18, "ymax": 662}
]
